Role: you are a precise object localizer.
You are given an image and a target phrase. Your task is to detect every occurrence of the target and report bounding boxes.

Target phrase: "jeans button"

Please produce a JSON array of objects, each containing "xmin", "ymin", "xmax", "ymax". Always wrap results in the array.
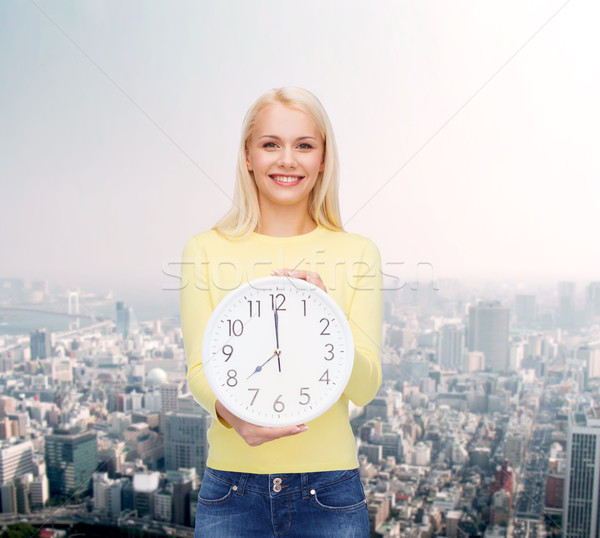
[{"xmin": 273, "ymin": 477, "xmax": 282, "ymax": 492}]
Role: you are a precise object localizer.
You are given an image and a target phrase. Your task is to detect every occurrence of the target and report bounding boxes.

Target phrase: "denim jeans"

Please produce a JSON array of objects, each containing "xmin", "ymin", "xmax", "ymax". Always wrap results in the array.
[{"xmin": 194, "ymin": 467, "xmax": 369, "ymax": 537}]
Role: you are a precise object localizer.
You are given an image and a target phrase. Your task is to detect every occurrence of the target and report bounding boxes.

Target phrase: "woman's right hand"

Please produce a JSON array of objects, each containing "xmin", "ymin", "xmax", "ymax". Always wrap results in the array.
[{"xmin": 216, "ymin": 400, "xmax": 308, "ymax": 447}]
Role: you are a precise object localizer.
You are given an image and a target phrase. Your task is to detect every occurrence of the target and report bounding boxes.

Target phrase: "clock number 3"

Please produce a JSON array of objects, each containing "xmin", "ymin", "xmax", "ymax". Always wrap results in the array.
[{"xmin": 324, "ymin": 343, "xmax": 334, "ymax": 361}]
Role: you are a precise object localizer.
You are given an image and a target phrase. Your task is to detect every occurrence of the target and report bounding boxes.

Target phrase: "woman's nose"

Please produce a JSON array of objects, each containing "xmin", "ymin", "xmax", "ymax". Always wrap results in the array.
[{"xmin": 278, "ymin": 148, "xmax": 296, "ymax": 167}]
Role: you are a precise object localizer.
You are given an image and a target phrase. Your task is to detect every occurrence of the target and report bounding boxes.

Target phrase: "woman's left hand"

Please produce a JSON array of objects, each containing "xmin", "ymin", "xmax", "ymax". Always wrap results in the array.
[{"xmin": 271, "ymin": 269, "xmax": 327, "ymax": 293}]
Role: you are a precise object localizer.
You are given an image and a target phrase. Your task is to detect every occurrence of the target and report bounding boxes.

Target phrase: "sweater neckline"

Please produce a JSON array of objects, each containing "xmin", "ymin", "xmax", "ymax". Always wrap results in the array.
[{"xmin": 250, "ymin": 224, "xmax": 328, "ymax": 244}]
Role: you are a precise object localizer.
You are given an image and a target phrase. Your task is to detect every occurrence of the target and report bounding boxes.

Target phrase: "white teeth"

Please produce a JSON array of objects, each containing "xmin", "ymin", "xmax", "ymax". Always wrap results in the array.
[{"xmin": 272, "ymin": 176, "xmax": 301, "ymax": 183}]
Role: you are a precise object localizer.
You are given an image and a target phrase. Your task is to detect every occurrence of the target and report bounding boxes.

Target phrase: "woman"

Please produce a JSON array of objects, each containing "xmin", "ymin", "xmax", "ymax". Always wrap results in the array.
[{"xmin": 180, "ymin": 87, "xmax": 382, "ymax": 537}]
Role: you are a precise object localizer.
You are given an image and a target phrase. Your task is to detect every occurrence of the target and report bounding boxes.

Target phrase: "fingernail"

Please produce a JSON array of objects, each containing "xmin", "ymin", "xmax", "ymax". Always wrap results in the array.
[
  {"xmin": 289, "ymin": 270, "xmax": 299, "ymax": 276},
  {"xmin": 297, "ymin": 426, "xmax": 309, "ymax": 432}
]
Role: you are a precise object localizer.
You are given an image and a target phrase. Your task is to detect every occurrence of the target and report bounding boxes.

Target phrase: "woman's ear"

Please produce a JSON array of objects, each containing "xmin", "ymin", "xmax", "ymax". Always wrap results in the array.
[{"xmin": 246, "ymin": 146, "xmax": 253, "ymax": 172}]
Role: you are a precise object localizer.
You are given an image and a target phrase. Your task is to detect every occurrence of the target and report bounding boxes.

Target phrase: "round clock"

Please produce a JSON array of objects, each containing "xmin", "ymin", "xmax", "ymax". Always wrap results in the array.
[{"xmin": 201, "ymin": 276, "xmax": 354, "ymax": 427}]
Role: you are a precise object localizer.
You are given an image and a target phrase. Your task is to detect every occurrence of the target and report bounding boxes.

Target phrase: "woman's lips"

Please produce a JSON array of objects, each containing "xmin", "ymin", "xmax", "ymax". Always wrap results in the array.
[{"xmin": 269, "ymin": 175, "xmax": 304, "ymax": 186}]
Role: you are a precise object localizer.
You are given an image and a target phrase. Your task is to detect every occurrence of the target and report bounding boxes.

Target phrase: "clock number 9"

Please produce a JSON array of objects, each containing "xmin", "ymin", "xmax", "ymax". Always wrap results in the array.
[
  {"xmin": 226, "ymin": 370, "xmax": 237, "ymax": 387},
  {"xmin": 222, "ymin": 345, "xmax": 233, "ymax": 362},
  {"xmin": 299, "ymin": 387, "xmax": 311, "ymax": 405},
  {"xmin": 324, "ymin": 343, "xmax": 334, "ymax": 361},
  {"xmin": 227, "ymin": 319, "xmax": 244, "ymax": 337},
  {"xmin": 273, "ymin": 395, "xmax": 285, "ymax": 413}
]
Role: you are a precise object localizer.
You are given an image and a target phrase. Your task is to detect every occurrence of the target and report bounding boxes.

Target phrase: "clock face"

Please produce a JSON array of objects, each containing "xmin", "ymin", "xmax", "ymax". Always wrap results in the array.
[{"xmin": 201, "ymin": 276, "xmax": 354, "ymax": 427}]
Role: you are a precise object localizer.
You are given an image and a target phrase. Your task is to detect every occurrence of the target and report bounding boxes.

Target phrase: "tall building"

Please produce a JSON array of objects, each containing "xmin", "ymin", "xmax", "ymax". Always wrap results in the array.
[
  {"xmin": 30, "ymin": 329, "xmax": 51, "ymax": 360},
  {"xmin": 467, "ymin": 302, "xmax": 509, "ymax": 372},
  {"xmin": 116, "ymin": 301, "xmax": 130, "ymax": 339},
  {"xmin": 514, "ymin": 294, "xmax": 536, "ymax": 325},
  {"xmin": 163, "ymin": 411, "xmax": 210, "ymax": 478},
  {"xmin": 438, "ymin": 323, "xmax": 465, "ymax": 371},
  {"xmin": 160, "ymin": 382, "xmax": 185, "ymax": 414},
  {"xmin": 558, "ymin": 282, "xmax": 576, "ymax": 329},
  {"xmin": 563, "ymin": 407, "xmax": 600, "ymax": 537},
  {"xmin": 116, "ymin": 301, "xmax": 138, "ymax": 338},
  {"xmin": 45, "ymin": 428, "xmax": 98, "ymax": 497},
  {"xmin": 585, "ymin": 282, "xmax": 600, "ymax": 322},
  {"xmin": 0, "ymin": 441, "xmax": 34, "ymax": 485}
]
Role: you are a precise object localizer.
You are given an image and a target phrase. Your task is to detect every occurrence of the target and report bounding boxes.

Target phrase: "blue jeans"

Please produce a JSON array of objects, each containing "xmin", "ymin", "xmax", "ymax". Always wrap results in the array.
[{"xmin": 194, "ymin": 467, "xmax": 369, "ymax": 537}]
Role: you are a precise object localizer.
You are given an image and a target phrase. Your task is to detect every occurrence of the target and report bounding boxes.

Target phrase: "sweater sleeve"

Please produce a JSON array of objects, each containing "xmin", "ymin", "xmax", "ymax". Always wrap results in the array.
[
  {"xmin": 179, "ymin": 235, "xmax": 220, "ymax": 419},
  {"xmin": 343, "ymin": 238, "xmax": 383, "ymax": 406}
]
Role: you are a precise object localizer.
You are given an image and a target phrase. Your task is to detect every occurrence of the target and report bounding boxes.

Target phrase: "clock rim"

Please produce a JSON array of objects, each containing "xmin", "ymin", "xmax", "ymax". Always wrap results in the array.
[{"xmin": 201, "ymin": 275, "xmax": 355, "ymax": 427}]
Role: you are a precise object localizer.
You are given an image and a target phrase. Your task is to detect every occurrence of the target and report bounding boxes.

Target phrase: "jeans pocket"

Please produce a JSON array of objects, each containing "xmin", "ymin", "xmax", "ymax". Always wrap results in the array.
[
  {"xmin": 311, "ymin": 472, "xmax": 367, "ymax": 513},
  {"xmin": 197, "ymin": 469, "xmax": 235, "ymax": 506}
]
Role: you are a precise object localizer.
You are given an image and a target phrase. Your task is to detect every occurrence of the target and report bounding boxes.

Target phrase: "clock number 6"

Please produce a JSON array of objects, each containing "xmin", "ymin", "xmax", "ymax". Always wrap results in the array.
[{"xmin": 273, "ymin": 395, "xmax": 285, "ymax": 413}]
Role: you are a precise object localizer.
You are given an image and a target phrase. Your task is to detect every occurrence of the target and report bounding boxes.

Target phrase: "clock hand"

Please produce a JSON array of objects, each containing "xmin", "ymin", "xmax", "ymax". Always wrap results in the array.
[
  {"xmin": 274, "ymin": 307, "xmax": 281, "ymax": 372},
  {"xmin": 246, "ymin": 351, "xmax": 280, "ymax": 379}
]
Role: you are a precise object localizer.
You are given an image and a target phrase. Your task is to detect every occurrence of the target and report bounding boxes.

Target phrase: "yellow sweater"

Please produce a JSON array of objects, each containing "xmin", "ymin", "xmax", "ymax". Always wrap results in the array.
[{"xmin": 180, "ymin": 225, "xmax": 382, "ymax": 473}]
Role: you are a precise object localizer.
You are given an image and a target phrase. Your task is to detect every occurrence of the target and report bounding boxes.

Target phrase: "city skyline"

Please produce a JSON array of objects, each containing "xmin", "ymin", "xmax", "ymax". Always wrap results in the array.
[{"xmin": 1, "ymin": 1, "xmax": 599, "ymax": 298}]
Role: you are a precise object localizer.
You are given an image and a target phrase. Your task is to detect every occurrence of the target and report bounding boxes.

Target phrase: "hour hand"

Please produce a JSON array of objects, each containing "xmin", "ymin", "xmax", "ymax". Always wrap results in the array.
[{"xmin": 247, "ymin": 352, "xmax": 277, "ymax": 379}]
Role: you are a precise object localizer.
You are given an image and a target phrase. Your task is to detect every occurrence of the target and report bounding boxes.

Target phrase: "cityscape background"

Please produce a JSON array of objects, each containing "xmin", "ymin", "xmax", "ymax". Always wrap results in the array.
[
  {"xmin": 1, "ymin": 0, "xmax": 599, "ymax": 300},
  {"xmin": 1, "ymin": 1, "xmax": 599, "ymax": 537}
]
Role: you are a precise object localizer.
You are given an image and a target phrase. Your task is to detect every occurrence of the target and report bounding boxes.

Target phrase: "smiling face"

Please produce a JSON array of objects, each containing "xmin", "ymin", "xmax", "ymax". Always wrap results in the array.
[{"xmin": 245, "ymin": 103, "xmax": 325, "ymax": 218}]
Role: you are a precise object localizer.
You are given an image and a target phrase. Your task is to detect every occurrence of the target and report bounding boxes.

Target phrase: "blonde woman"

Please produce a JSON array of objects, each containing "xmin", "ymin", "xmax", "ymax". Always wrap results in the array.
[{"xmin": 180, "ymin": 87, "xmax": 382, "ymax": 537}]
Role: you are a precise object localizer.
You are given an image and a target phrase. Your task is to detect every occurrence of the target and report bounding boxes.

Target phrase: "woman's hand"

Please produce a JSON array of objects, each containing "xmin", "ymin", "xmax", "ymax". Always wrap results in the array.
[
  {"xmin": 271, "ymin": 269, "xmax": 327, "ymax": 293},
  {"xmin": 216, "ymin": 400, "xmax": 308, "ymax": 447}
]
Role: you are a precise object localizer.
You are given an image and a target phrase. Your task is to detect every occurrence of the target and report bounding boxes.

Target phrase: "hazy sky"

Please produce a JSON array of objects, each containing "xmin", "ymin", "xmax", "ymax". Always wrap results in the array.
[{"xmin": 1, "ymin": 1, "xmax": 598, "ymax": 299}]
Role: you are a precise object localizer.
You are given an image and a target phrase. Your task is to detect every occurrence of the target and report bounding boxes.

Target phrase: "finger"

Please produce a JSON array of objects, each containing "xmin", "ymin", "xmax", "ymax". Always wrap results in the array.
[{"xmin": 290, "ymin": 270, "xmax": 327, "ymax": 293}]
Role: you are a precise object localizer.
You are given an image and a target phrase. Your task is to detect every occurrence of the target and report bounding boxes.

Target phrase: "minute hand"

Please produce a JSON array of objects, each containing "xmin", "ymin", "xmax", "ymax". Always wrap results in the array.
[{"xmin": 274, "ymin": 308, "xmax": 281, "ymax": 372}]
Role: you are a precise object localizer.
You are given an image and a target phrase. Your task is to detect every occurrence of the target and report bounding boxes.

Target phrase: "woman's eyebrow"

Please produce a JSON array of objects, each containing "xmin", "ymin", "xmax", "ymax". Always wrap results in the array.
[{"xmin": 257, "ymin": 135, "xmax": 319, "ymax": 141}]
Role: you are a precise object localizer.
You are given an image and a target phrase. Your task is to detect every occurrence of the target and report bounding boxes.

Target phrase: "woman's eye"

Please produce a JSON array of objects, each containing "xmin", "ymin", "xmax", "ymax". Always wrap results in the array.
[
  {"xmin": 298, "ymin": 143, "xmax": 313, "ymax": 149},
  {"xmin": 262, "ymin": 142, "xmax": 277, "ymax": 148}
]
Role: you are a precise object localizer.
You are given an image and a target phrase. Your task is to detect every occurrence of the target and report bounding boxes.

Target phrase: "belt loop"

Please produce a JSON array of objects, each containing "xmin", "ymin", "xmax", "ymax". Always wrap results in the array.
[
  {"xmin": 236, "ymin": 473, "xmax": 249, "ymax": 495},
  {"xmin": 301, "ymin": 473, "xmax": 310, "ymax": 499}
]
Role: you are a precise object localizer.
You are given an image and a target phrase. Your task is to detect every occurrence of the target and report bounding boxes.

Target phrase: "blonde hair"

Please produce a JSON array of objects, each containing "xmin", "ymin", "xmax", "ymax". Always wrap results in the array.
[{"xmin": 214, "ymin": 87, "xmax": 343, "ymax": 237}]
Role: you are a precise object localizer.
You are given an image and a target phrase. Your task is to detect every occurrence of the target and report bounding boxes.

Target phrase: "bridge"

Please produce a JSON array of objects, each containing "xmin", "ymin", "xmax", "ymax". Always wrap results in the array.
[{"xmin": 0, "ymin": 306, "xmax": 107, "ymax": 321}]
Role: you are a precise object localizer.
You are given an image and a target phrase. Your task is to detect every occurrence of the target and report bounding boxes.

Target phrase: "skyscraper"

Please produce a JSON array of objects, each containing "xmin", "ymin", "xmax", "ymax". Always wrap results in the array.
[
  {"xmin": 45, "ymin": 428, "xmax": 98, "ymax": 497},
  {"xmin": 558, "ymin": 282, "xmax": 576, "ymax": 329},
  {"xmin": 438, "ymin": 323, "xmax": 465, "ymax": 371},
  {"xmin": 585, "ymin": 282, "xmax": 600, "ymax": 322},
  {"xmin": 29, "ymin": 329, "xmax": 51, "ymax": 360},
  {"xmin": 116, "ymin": 301, "xmax": 130, "ymax": 339},
  {"xmin": 514, "ymin": 294, "xmax": 536, "ymax": 325},
  {"xmin": 467, "ymin": 302, "xmax": 510, "ymax": 372},
  {"xmin": 163, "ymin": 411, "xmax": 210, "ymax": 478},
  {"xmin": 563, "ymin": 407, "xmax": 600, "ymax": 537},
  {"xmin": 0, "ymin": 440, "xmax": 34, "ymax": 485}
]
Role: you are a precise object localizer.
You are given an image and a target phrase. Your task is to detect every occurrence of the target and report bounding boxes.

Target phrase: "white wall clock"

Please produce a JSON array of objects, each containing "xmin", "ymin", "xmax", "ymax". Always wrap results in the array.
[{"xmin": 201, "ymin": 276, "xmax": 354, "ymax": 427}]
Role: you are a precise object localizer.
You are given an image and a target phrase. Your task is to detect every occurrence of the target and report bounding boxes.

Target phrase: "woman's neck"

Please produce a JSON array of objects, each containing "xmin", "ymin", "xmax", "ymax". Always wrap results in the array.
[{"xmin": 256, "ymin": 206, "xmax": 317, "ymax": 237}]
